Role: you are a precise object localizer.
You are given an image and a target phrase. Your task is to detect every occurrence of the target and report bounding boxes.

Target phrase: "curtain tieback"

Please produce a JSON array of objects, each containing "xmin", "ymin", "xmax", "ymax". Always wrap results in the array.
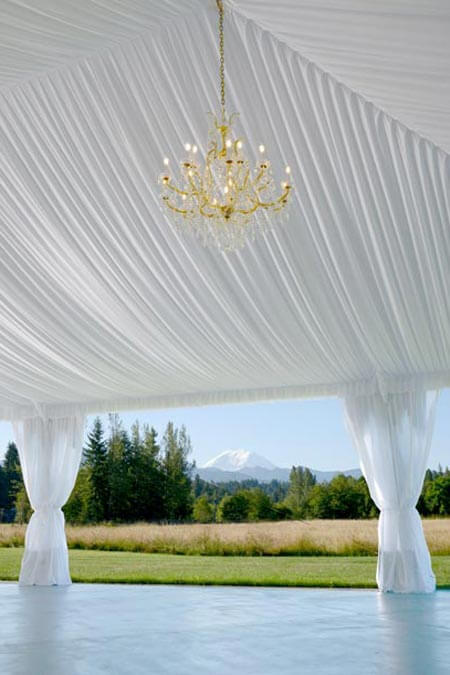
[{"xmin": 33, "ymin": 504, "xmax": 61, "ymax": 515}]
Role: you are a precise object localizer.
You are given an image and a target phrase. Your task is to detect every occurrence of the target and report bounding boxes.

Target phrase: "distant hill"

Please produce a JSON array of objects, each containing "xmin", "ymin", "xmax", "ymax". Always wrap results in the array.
[{"xmin": 197, "ymin": 450, "xmax": 361, "ymax": 484}]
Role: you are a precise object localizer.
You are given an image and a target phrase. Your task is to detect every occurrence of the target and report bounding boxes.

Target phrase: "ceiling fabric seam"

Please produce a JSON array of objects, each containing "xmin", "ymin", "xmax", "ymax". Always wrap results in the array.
[
  {"xmin": 0, "ymin": 0, "xmax": 206, "ymax": 100},
  {"xmin": 0, "ymin": 2, "xmax": 447, "ymax": 420},
  {"xmin": 228, "ymin": 1, "xmax": 449, "ymax": 158}
]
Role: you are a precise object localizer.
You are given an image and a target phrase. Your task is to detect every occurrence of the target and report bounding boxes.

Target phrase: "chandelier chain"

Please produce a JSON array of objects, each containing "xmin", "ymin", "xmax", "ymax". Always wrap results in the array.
[
  {"xmin": 218, "ymin": 0, "xmax": 225, "ymax": 118},
  {"xmin": 158, "ymin": 0, "xmax": 292, "ymax": 250}
]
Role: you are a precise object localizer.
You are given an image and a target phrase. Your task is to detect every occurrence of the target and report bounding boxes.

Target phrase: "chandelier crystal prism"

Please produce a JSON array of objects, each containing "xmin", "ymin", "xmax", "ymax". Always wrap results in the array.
[{"xmin": 159, "ymin": 0, "xmax": 293, "ymax": 251}]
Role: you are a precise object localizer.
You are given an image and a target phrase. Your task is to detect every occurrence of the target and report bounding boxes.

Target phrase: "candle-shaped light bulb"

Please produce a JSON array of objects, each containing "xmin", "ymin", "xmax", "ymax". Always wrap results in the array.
[
  {"xmin": 224, "ymin": 185, "xmax": 229, "ymax": 194},
  {"xmin": 285, "ymin": 165, "xmax": 291, "ymax": 174},
  {"xmin": 192, "ymin": 145, "xmax": 198, "ymax": 154},
  {"xmin": 259, "ymin": 144, "xmax": 265, "ymax": 153},
  {"xmin": 163, "ymin": 157, "xmax": 169, "ymax": 166},
  {"xmin": 184, "ymin": 143, "xmax": 191, "ymax": 152},
  {"xmin": 237, "ymin": 140, "xmax": 243, "ymax": 149},
  {"xmin": 226, "ymin": 139, "xmax": 232, "ymax": 148}
]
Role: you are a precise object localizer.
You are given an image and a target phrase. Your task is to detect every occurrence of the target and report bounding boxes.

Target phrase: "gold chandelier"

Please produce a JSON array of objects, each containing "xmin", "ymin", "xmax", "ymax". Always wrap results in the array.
[{"xmin": 159, "ymin": 0, "xmax": 292, "ymax": 251}]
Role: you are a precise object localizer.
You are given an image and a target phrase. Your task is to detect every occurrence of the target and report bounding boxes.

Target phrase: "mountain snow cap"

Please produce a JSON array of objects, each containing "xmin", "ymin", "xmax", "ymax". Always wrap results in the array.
[{"xmin": 202, "ymin": 449, "xmax": 276, "ymax": 471}]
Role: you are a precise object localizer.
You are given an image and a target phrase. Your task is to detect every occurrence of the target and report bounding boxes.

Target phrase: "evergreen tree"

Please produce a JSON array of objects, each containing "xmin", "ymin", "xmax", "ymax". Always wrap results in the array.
[
  {"xmin": 423, "ymin": 474, "xmax": 450, "ymax": 515},
  {"xmin": 3, "ymin": 442, "xmax": 23, "ymax": 512},
  {"xmin": 285, "ymin": 466, "xmax": 316, "ymax": 518},
  {"xmin": 14, "ymin": 485, "xmax": 32, "ymax": 523},
  {"xmin": 129, "ymin": 423, "xmax": 164, "ymax": 521},
  {"xmin": 83, "ymin": 417, "xmax": 109, "ymax": 522},
  {"xmin": 0, "ymin": 464, "xmax": 7, "ymax": 516},
  {"xmin": 193, "ymin": 474, "xmax": 204, "ymax": 499},
  {"xmin": 161, "ymin": 422, "xmax": 193, "ymax": 520},
  {"xmin": 107, "ymin": 414, "xmax": 133, "ymax": 521},
  {"xmin": 192, "ymin": 475, "xmax": 289, "ymax": 504},
  {"xmin": 64, "ymin": 465, "xmax": 91, "ymax": 523}
]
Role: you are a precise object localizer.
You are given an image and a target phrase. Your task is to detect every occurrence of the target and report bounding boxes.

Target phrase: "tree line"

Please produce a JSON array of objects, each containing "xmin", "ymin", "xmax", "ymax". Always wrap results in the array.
[
  {"xmin": 192, "ymin": 468, "xmax": 377, "ymax": 522},
  {"xmin": 0, "ymin": 416, "xmax": 449, "ymax": 523}
]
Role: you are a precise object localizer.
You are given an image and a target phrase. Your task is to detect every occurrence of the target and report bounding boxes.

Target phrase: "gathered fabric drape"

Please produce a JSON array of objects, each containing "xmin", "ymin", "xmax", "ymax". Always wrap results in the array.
[
  {"xmin": 0, "ymin": 1, "xmax": 448, "ymax": 594},
  {"xmin": 12, "ymin": 416, "xmax": 85, "ymax": 586},
  {"xmin": 344, "ymin": 390, "xmax": 439, "ymax": 593},
  {"xmin": 0, "ymin": 4, "xmax": 448, "ymax": 425}
]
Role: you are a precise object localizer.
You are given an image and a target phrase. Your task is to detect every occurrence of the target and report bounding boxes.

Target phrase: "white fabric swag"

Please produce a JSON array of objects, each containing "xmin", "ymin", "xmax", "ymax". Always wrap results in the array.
[
  {"xmin": 0, "ymin": 1, "xmax": 447, "ymax": 593},
  {"xmin": 344, "ymin": 390, "xmax": 438, "ymax": 593},
  {"xmin": 12, "ymin": 416, "xmax": 85, "ymax": 586},
  {"xmin": 0, "ymin": 2, "xmax": 448, "ymax": 423}
]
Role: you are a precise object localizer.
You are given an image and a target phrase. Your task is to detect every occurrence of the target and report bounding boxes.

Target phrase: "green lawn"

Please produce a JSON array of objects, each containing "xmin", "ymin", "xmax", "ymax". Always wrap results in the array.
[{"xmin": 1, "ymin": 548, "xmax": 449, "ymax": 587}]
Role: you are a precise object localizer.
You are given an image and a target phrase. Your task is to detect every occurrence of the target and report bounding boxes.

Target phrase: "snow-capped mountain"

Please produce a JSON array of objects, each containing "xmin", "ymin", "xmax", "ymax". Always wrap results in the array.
[
  {"xmin": 197, "ymin": 449, "xmax": 361, "ymax": 483},
  {"xmin": 202, "ymin": 449, "xmax": 276, "ymax": 472}
]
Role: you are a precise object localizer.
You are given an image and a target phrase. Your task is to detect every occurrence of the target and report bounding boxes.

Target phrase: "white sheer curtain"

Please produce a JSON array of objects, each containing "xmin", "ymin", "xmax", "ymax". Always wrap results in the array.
[
  {"xmin": 344, "ymin": 390, "xmax": 439, "ymax": 593},
  {"xmin": 12, "ymin": 415, "xmax": 85, "ymax": 586}
]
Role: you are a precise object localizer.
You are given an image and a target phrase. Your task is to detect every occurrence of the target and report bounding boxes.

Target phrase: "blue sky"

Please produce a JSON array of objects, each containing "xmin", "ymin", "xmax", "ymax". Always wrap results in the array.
[{"xmin": 0, "ymin": 390, "xmax": 448, "ymax": 470}]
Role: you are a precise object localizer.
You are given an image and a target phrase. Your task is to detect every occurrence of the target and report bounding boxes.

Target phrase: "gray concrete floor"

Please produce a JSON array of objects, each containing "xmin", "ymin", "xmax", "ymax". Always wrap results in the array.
[{"xmin": 0, "ymin": 584, "xmax": 449, "ymax": 675}]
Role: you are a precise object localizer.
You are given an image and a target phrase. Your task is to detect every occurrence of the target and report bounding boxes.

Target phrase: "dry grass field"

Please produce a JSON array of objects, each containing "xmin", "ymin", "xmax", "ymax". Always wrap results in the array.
[{"xmin": 1, "ymin": 519, "xmax": 449, "ymax": 556}]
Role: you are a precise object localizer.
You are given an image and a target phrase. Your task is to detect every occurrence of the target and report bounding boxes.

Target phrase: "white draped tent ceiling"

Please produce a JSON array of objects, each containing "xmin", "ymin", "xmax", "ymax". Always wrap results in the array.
[{"xmin": 0, "ymin": 0, "xmax": 449, "ymax": 421}]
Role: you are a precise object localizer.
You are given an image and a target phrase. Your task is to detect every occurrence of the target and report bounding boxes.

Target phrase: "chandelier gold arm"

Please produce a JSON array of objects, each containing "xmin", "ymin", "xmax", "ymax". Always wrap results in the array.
[
  {"xmin": 162, "ymin": 197, "xmax": 188, "ymax": 215},
  {"xmin": 158, "ymin": 0, "xmax": 293, "ymax": 250},
  {"xmin": 164, "ymin": 182, "xmax": 188, "ymax": 197}
]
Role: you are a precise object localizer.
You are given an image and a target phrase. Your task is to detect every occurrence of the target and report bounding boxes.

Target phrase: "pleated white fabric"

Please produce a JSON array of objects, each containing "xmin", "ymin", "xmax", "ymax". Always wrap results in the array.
[
  {"xmin": 12, "ymin": 416, "xmax": 85, "ymax": 586},
  {"xmin": 344, "ymin": 391, "xmax": 438, "ymax": 593},
  {"xmin": 1, "ymin": 1, "xmax": 448, "ymax": 152},
  {"xmin": 0, "ymin": 4, "xmax": 447, "ymax": 420},
  {"xmin": 0, "ymin": 1, "xmax": 447, "ymax": 595},
  {"xmin": 235, "ymin": 0, "xmax": 450, "ymax": 153}
]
